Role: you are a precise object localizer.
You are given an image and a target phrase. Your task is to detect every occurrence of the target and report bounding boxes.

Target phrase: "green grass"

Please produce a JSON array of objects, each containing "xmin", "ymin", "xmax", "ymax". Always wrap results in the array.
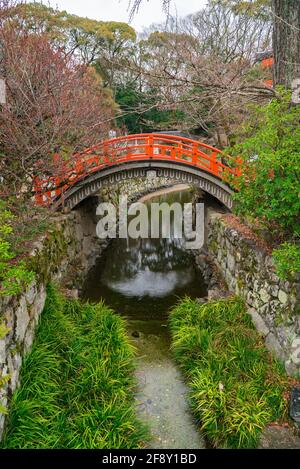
[
  {"xmin": 1, "ymin": 284, "xmax": 147, "ymax": 448},
  {"xmin": 169, "ymin": 296, "xmax": 291, "ymax": 449}
]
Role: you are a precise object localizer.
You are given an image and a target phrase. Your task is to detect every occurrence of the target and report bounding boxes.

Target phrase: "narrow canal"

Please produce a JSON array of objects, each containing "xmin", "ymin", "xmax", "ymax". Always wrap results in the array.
[{"xmin": 82, "ymin": 188, "xmax": 206, "ymax": 449}]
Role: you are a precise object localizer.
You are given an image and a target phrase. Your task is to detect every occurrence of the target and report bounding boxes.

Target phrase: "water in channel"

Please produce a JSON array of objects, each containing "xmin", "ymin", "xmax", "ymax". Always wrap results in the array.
[{"xmin": 82, "ymin": 188, "xmax": 206, "ymax": 449}]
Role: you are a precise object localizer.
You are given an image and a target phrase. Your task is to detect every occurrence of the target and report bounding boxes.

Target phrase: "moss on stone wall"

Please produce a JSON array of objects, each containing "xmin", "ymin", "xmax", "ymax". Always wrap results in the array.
[{"xmin": 28, "ymin": 226, "xmax": 68, "ymax": 284}]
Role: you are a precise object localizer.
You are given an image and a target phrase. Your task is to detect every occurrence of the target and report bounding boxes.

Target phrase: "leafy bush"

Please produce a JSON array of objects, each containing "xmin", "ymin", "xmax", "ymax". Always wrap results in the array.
[
  {"xmin": 0, "ymin": 201, "xmax": 34, "ymax": 296},
  {"xmin": 229, "ymin": 90, "xmax": 300, "ymax": 240},
  {"xmin": 169, "ymin": 296, "xmax": 290, "ymax": 448},
  {"xmin": 1, "ymin": 285, "xmax": 147, "ymax": 449},
  {"xmin": 272, "ymin": 242, "xmax": 300, "ymax": 280}
]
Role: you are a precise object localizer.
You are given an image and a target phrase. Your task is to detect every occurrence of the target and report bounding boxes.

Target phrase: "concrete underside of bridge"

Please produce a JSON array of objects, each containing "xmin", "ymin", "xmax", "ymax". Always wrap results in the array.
[{"xmin": 54, "ymin": 160, "xmax": 234, "ymax": 211}]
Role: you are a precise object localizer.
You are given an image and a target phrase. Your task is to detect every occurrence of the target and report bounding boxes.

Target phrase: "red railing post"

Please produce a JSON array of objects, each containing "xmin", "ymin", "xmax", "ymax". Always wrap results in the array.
[
  {"xmin": 103, "ymin": 142, "xmax": 110, "ymax": 164},
  {"xmin": 170, "ymin": 146, "xmax": 176, "ymax": 159},
  {"xmin": 210, "ymin": 152, "xmax": 219, "ymax": 176},
  {"xmin": 192, "ymin": 143, "xmax": 198, "ymax": 165},
  {"xmin": 53, "ymin": 152, "xmax": 60, "ymax": 165},
  {"xmin": 177, "ymin": 141, "xmax": 183, "ymax": 159},
  {"xmin": 33, "ymin": 176, "xmax": 43, "ymax": 205},
  {"xmin": 147, "ymin": 135, "xmax": 154, "ymax": 158},
  {"xmin": 126, "ymin": 139, "xmax": 132, "ymax": 159}
]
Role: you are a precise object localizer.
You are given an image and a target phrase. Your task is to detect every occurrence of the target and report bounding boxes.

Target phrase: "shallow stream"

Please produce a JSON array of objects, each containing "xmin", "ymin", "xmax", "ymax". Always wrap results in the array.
[{"xmin": 82, "ymin": 188, "xmax": 206, "ymax": 448}]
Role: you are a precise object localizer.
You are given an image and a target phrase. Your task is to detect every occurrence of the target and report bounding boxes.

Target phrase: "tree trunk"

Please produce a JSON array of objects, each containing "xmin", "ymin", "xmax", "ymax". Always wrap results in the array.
[{"xmin": 273, "ymin": 0, "xmax": 300, "ymax": 87}]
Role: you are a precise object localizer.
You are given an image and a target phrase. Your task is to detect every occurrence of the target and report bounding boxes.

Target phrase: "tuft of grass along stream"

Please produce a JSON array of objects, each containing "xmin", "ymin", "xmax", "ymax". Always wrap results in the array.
[
  {"xmin": 169, "ymin": 296, "xmax": 294, "ymax": 449},
  {"xmin": 1, "ymin": 284, "xmax": 148, "ymax": 449}
]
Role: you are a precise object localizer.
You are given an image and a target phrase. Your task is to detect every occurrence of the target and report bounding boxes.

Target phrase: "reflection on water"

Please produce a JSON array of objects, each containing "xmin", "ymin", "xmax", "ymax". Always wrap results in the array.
[
  {"xmin": 107, "ymin": 269, "xmax": 193, "ymax": 298},
  {"xmin": 82, "ymin": 189, "xmax": 207, "ymax": 319}
]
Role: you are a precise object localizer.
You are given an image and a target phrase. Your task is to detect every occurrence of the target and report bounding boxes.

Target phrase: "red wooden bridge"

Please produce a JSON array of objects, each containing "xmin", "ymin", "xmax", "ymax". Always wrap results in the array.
[{"xmin": 34, "ymin": 133, "xmax": 240, "ymax": 210}]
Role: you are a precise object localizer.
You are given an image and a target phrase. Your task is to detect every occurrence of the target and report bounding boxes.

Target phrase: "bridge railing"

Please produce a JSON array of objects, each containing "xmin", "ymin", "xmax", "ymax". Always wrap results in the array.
[{"xmin": 34, "ymin": 133, "xmax": 239, "ymax": 206}]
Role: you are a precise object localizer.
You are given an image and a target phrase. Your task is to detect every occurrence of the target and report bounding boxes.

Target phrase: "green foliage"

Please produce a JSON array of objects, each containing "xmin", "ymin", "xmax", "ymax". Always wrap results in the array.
[
  {"xmin": 115, "ymin": 84, "xmax": 143, "ymax": 133},
  {"xmin": 0, "ymin": 201, "xmax": 34, "ymax": 296},
  {"xmin": 1, "ymin": 284, "xmax": 147, "ymax": 449},
  {"xmin": 0, "ymin": 403, "xmax": 8, "ymax": 416},
  {"xmin": 0, "ymin": 373, "xmax": 10, "ymax": 390},
  {"xmin": 0, "ymin": 374, "xmax": 10, "ymax": 415},
  {"xmin": 230, "ymin": 90, "xmax": 300, "ymax": 240},
  {"xmin": 169, "ymin": 296, "xmax": 290, "ymax": 448},
  {"xmin": 272, "ymin": 242, "xmax": 300, "ymax": 280},
  {"xmin": 115, "ymin": 84, "xmax": 186, "ymax": 134},
  {"xmin": 0, "ymin": 323, "xmax": 10, "ymax": 339}
]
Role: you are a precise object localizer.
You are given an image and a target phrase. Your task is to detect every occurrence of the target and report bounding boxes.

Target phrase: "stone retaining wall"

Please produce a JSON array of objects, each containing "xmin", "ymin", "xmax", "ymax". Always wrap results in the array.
[
  {"xmin": 0, "ymin": 207, "xmax": 108, "ymax": 438},
  {"xmin": 207, "ymin": 212, "xmax": 300, "ymax": 376}
]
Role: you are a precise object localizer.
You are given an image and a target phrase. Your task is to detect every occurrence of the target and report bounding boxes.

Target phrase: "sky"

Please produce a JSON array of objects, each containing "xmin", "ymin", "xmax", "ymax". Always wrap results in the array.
[{"xmin": 42, "ymin": 0, "xmax": 207, "ymax": 31}]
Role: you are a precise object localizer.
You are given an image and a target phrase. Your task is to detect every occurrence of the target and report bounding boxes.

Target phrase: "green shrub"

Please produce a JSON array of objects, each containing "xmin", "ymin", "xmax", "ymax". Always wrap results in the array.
[
  {"xmin": 1, "ymin": 284, "xmax": 147, "ymax": 449},
  {"xmin": 229, "ymin": 90, "xmax": 300, "ymax": 240},
  {"xmin": 169, "ymin": 296, "xmax": 290, "ymax": 448},
  {"xmin": 0, "ymin": 201, "xmax": 34, "ymax": 296},
  {"xmin": 272, "ymin": 242, "xmax": 300, "ymax": 280}
]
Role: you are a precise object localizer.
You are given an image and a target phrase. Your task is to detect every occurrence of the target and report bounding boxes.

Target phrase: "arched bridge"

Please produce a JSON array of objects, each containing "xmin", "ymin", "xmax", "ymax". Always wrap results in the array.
[{"xmin": 34, "ymin": 134, "xmax": 240, "ymax": 210}]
